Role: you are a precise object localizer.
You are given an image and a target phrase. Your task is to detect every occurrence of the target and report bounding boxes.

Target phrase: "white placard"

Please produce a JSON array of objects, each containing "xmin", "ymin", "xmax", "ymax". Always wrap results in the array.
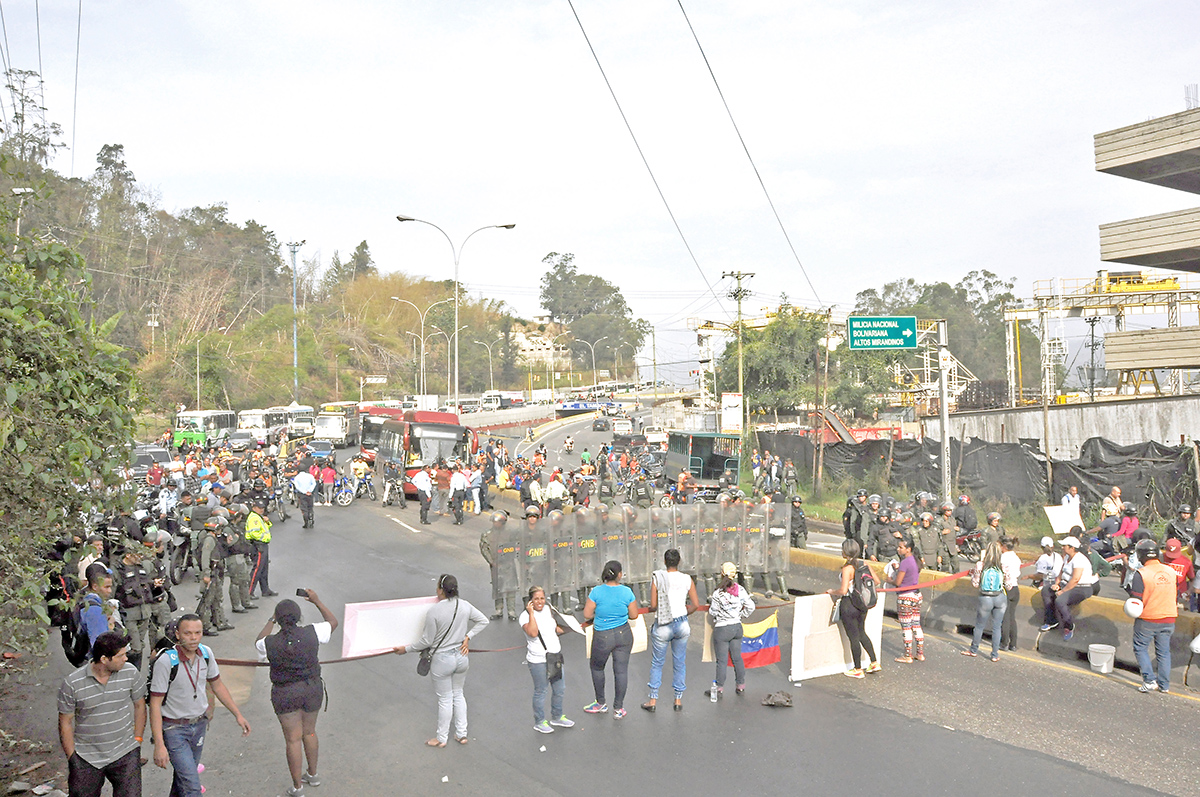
[
  {"xmin": 1042, "ymin": 504, "xmax": 1084, "ymax": 537},
  {"xmin": 341, "ymin": 596, "xmax": 438, "ymax": 658},
  {"xmin": 789, "ymin": 593, "xmax": 884, "ymax": 682},
  {"xmin": 584, "ymin": 615, "xmax": 648, "ymax": 657}
]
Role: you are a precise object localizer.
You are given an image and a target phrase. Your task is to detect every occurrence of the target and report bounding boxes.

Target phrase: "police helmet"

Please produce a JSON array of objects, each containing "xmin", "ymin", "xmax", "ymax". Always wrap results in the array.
[
  {"xmin": 855, "ymin": 488, "xmax": 868, "ymax": 498},
  {"xmin": 876, "ymin": 509, "xmax": 891, "ymax": 523},
  {"xmin": 1180, "ymin": 504, "xmax": 1193, "ymax": 516},
  {"xmin": 900, "ymin": 511, "xmax": 914, "ymax": 523},
  {"xmin": 252, "ymin": 498, "xmax": 268, "ymax": 510},
  {"xmin": 490, "ymin": 511, "xmax": 508, "ymax": 526},
  {"xmin": 790, "ymin": 495, "xmax": 803, "ymax": 504},
  {"xmin": 868, "ymin": 494, "xmax": 882, "ymax": 505},
  {"xmin": 941, "ymin": 502, "xmax": 954, "ymax": 513},
  {"xmin": 919, "ymin": 512, "xmax": 934, "ymax": 522},
  {"xmin": 254, "ymin": 478, "xmax": 266, "ymax": 491},
  {"xmin": 1135, "ymin": 538, "xmax": 1160, "ymax": 562}
]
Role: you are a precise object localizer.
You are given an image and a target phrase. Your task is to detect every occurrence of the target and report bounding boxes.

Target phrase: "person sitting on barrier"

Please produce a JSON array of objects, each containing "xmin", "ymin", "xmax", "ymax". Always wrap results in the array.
[
  {"xmin": 1026, "ymin": 537, "xmax": 1062, "ymax": 591},
  {"xmin": 583, "ymin": 561, "xmax": 638, "ymax": 720},
  {"xmin": 642, "ymin": 548, "xmax": 700, "ymax": 712},
  {"xmin": 1040, "ymin": 534, "xmax": 1097, "ymax": 642},
  {"xmin": 963, "ymin": 541, "xmax": 1007, "ymax": 662},
  {"xmin": 828, "ymin": 539, "xmax": 880, "ymax": 679},
  {"xmin": 707, "ymin": 561, "xmax": 756, "ymax": 697},
  {"xmin": 888, "ymin": 536, "xmax": 924, "ymax": 663}
]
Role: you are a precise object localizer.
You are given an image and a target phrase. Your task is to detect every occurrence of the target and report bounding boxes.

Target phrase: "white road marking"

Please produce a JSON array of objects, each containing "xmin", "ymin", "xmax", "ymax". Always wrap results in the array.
[{"xmin": 389, "ymin": 516, "xmax": 421, "ymax": 533}]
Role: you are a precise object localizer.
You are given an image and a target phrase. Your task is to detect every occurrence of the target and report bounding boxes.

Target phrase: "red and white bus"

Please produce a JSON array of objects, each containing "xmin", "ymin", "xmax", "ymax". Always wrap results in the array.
[{"xmin": 372, "ymin": 410, "xmax": 479, "ymax": 497}]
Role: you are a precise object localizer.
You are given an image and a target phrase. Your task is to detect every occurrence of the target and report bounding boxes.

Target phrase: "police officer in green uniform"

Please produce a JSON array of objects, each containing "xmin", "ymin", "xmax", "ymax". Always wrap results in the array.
[
  {"xmin": 143, "ymin": 530, "xmax": 176, "ymax": 647},
  {"xmin": 113, "ymin": 539, "xmax": 155, "ymax": 669},
  {"xmin": 913, "ymin": 512, "xmax": 941, "ymax": 571},
  {"xmin": 197, "ymin": 516, "xmax": 234, "ymax": 636},
  {"xmin": 223, "ymin": 503, "xmax": 257, "ymax": 613},
  {"xmin": 934, "ymin": 502, "xmax": 960, "ymax": 573},
  {"xmin": 629, "ymin": 473, "xmax": 654, "ymax": 508}
]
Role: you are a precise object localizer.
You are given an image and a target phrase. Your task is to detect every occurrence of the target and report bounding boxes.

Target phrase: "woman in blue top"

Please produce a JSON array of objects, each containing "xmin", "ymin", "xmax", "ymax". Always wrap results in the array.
[{"xmin": 582, "ymin": 560, "xmax": 638, "ymax": 720}]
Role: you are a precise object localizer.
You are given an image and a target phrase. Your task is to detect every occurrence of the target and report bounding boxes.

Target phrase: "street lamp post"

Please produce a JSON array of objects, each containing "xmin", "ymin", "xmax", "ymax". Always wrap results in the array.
[
  {"xmin": 582, "ymin": 336, "xmax": 609, "ymax": 390},
  {"xmin": 474, "ymin": 337, "xmax": 503, "ymax": 392},
  {"xmin": 432, "ymin": 324, "xmax": 468, "ymax": 404},
  {"xmin": 287, "ymin": 241, "xmax": 304, "ymax": 403},
  {"xmin": 391, "ymin": 296, "xmax": 453, "ymax": 395},
  {"xmin": 547, "ymin": 331, "xmax": 572, "ymax": 394},
  {"xmin": 395, "ymin": 216, "xmax": 515, "ymax": 418}
]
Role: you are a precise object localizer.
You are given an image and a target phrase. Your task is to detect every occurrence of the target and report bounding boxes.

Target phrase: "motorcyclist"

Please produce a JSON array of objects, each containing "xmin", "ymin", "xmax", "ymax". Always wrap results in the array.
[{"xmin": 564, "ymin": 435, "xmax": 574, "ymax": 453}]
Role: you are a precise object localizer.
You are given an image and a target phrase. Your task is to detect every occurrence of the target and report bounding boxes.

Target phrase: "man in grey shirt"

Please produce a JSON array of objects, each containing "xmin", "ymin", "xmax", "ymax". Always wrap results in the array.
[{"xmin": 58, "ymin": 630, "xmax": 146, "ymax": 797}]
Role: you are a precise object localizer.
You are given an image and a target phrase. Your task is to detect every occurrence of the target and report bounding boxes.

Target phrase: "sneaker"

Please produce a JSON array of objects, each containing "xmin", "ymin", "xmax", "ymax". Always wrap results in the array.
[
  {"xmin": 286, "ymin": 788, "xmax": 304, "ymax": 797},
  {"xmin": 1063, "ymin": 629, "xmax": 1074, "ymax": 642},
  {"xmin": 844, "ymin": 668, "xmax": 865, "ymax": 679},
  {"xmin": 583, "ymin": 701, "xmax": 609, "ymax": 714},
  {"xmin": 865, "ymin": 661, "xmax": 882, "ymax": 674},
  {"xmin": 533, "ymin": 721, "xmax": 554, "ymax": 734},
  {"xmin": 301, "ymin": 773, "xmax": 321, "ymax": 787},
  {"xmin": 1039, "ymin": 622, "xmax": 1058, "ymax": 631},
  {"xmin": 1138, "ymin": 682, "xmax": 1157, "ymax": 693},
  {"xmin": 1159, "ymin": 686, "xmax": 1170, "ymax": 694},
  {"xmin": 613, "ymin": 708, "xmax": 627, "ymax": 720},
  {"xmin": 549, "ymin": 716, "xmax": 575, "ymax": 728}
]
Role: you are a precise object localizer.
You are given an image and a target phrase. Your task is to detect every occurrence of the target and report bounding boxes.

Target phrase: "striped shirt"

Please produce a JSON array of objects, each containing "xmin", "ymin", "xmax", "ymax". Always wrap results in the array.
[{"xmin": 57, "ymin": 663, "xmax": 144, "ymax": 768}]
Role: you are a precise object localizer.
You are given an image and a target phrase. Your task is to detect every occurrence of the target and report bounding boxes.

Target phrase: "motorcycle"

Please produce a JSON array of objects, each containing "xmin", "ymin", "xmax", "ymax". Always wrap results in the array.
[
  {"xmin": 564, "ymin": 439, "xmax": 574, "ymax": 453},
  {"xmin": 267, "ymin": 486, "xmax": 290, "ymax": 523},
  {"xmin": 354, "ymin": 472, "xmax": 377, "ymax": 501},
  {"xmin": 332, "ymin": 474, "xmax": 355, "ymax": 507},
  {"xmin": 381, "ymin": 471, "xmax": 408, "ymax": 509},
  {"xmin": 956, "ymin": 528, "xmax": 983, "ymax": 560}
]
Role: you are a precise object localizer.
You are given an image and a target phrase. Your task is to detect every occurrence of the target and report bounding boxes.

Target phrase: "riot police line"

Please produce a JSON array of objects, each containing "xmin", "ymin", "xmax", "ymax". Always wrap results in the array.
[{"xmin": 480, "ymin": 499, "xmax": 806, "ymax": 620}]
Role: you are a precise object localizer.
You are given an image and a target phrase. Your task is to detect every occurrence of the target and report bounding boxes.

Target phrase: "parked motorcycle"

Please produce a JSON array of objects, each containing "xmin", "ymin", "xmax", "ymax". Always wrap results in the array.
[
  {"xmin": 956, "ymin": 528, "xmax": 983, "ymax": 560},
  {"xmin": 267, "ymin": 486, "xmax": 290, "ymax": 523},
  {"xmin": 355, "ymin": 472, "xmax": 377, "ymax": 501},
  {"xmin": 332, "ymin": 474, "xmax": 355, "ymax": 507}
]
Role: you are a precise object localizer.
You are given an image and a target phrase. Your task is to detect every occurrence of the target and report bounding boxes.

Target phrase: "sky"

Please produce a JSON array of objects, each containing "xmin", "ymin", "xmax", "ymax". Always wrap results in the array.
[{"xmin": 10, "ymin": 0, "xmax": 1200, "ymax": 381}]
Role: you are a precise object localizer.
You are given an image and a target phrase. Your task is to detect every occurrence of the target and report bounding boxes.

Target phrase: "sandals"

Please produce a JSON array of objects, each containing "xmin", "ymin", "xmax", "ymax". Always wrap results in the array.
[
  {"xmin": 455, "ymin": 736, "xmax": 469, "ymax": 745},
  {"xmin": 960, "ymin": 650, "xmax": 978, "ymax": 658},
  {"xmin": 894, "ymin": 656, "xmax": 914, "ymax": 664},
  {"xmin": 425, "ymin": 739, "xmax": 446, "ymax": 748}
]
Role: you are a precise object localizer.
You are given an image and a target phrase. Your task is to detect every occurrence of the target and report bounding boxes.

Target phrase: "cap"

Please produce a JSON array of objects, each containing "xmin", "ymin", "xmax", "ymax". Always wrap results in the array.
[
  {"xmin": 1040, "ymin": 536, "xmax": 1054, "ymax": 547},
  {"xmin": 1061, "ymin": 536, "xmax": 1081, "ymax": 548},
  {"xmin": 720, "ymin": 562, "xmax": 738, "ymax": 578},
  {"xmin": 1165, "ymin": 538, "xmax": 1182, "ymax": 552}
]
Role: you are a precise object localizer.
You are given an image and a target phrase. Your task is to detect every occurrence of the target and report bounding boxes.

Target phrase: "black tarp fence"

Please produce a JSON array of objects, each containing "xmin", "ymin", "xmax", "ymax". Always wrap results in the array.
[{"xmin": 756, "ymin": 432, "xmax": 1199, "ymax": 519}]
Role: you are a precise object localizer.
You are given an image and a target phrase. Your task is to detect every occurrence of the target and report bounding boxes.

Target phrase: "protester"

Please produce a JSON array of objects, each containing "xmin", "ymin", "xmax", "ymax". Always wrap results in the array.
[
  {"xmin": 963, "ymin": 541, "xmax": 1007, "ymax": 661},
  {"xmin": 393, "ymin": 574, "xmax": 490, "ymax": 747},
  {"xmin": 1161, "ymin": 538, "xmax": 1195, "ymax": 599},
  {"xmin": 149, "ymin": 614, "xmax": 251, "ymax": 797},
  {"xmin": 1040, "ymin": 535, "xmax": 1096, "ymax": 641},
  {"xmin": 828, "ymin": 540, "xmax": 880, "ymax": 678},
  {"xmin": 1128, "ymin": 539, "xmax": 1178, "ymax": 694},
  {"xmin": 256, "ymin": 591, "xmax": 339, "ymax": 796},
  {"xmin": 999, "ymin": 536, "xmax": 1022, "ymax": 651},
  {"xmin": 888, "ymin": 536, "xmax": 925, "ymax": 663},
  {"xmin": 520, "ymin": 586, "xmax": 575, "ymax": 734},
  {"xmin": 705, "ymin": 562, "xmax": 757, "ymax": 696},
  {"xmin": 583, "ymin": 560, "xmax": 638, "ymax": 719},
  {"xmin": 643, "ymin": 548, "xmax": 700, "ymax": 712},
  {"xmin": 57, "ymin": 631, "xmax": 145, "ymax": 797}
]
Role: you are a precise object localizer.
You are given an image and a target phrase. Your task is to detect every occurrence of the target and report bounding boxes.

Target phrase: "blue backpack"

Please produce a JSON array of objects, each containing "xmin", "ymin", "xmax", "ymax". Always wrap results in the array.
[{"xmin": 980, "ymin": 566, "xmax": 1004, "ymax": 596}]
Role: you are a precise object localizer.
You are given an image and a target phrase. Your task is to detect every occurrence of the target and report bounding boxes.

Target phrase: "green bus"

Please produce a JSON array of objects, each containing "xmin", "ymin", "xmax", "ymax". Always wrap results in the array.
[{"xmin": 174, "ymin": 409, "xmax": 237, "ymax": 447}]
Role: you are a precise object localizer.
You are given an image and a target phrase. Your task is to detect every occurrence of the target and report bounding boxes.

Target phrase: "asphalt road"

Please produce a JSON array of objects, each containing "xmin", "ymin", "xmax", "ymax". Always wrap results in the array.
[{"xmin": 34, "ymin": 413, "xmax": 1198, "ymax": 796}]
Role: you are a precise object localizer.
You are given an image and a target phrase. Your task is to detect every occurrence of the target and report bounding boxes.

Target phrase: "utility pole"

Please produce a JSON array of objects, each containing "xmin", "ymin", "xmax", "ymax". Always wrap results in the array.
[
  {"xmin": 723, "ymin": 271, "xmax": 753, "ymax": 469},
  {"xmin": 815, "ymin": 308, "xmax": 834, "ymax": 496},
  {"xmin": 1085, "ymin": 316, "xmax": 1101, "ymax": 402},
  {"xmin": 287, "ymin": 240, "xmax": 305, "ymax": 404},
  {"xmin": 651, "ymin": 326, "xmax": 658, "ymax": 424}
]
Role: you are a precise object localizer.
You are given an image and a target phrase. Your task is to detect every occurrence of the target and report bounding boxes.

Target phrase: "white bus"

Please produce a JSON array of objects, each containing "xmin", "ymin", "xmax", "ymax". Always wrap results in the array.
[{"xmin": 237, "ymin": 408, "xmax": 289, "ymax": 445}]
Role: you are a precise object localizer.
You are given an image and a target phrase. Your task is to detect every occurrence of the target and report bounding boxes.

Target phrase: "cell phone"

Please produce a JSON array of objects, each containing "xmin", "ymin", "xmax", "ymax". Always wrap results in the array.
[{"xmin": 296, "ymin": 588, "xmax": 309, "ymax": 597}]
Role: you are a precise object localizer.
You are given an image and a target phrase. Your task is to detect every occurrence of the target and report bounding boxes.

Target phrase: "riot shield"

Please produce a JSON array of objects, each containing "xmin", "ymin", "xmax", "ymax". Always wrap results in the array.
[
  {"xmin": 717, "ymin": 500, "xmax": 744, "ymax": 574},
  {"xmin": 521, "ymin": 515, "xmax": 551, "ymax": 597},
  {"xmin": 574, "ymin": 508, "xmax": 604, "ymax": 592},
  {"xmin": 742, "ymin": 503, "xmax": 769, "ymax": 574},
  {"xmin": 493, "ymin": 513, "xmax": 523, "ymax": 598},
  {"xmin": 597, "ymin": 504, "xmax": 627, "ymax": 574},
  {"xmin": 547, "ymin": 510, "xmax": 576, "ymax": 601},
  {"xmin": 672, "ymin": 505, "xmax": 698, "ymax": 577},
  {"xmin": 696, "ymin": 502, "xmax": 720, "ymax": 577},
  {"xmin": 622, "ymin": 503, "xmax": 652, "ymax": 587},
  {"xmin": 647, "ymin": 506, "xmax": 674, "ymax": 574},
  {"xmin": 766, "ymin": 504, "xmax": 791, "ymax": 574}
]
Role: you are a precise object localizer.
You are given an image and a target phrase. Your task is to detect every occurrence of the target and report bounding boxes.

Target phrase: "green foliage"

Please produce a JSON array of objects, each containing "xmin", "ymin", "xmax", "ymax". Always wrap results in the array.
[{"xmin": 0, "ymin": 196, "xmax": 136, "ymax": 652}]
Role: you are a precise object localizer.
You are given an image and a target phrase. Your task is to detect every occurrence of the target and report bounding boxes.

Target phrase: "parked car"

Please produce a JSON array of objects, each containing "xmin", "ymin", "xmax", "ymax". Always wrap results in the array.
[
  {"xmin": 227, "ymin": 431, "xmax": 258, "ymax": 452},
  {"xmin": 305, "ymin": 439, "xmax": 337, "ymax": 466}
]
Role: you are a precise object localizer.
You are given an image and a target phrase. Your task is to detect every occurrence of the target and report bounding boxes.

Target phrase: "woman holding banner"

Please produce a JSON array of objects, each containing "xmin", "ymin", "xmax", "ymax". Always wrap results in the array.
[
  {"xmin": 583, "ymin": 561, "xmax": 638, "ymax": 720},
  {"xmin": 828, "ymin": 540, "xmax": 880, "ymax": 678}
]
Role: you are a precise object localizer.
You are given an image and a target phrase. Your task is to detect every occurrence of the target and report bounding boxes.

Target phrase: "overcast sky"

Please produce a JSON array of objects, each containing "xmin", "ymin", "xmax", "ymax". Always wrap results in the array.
[{"xmin": 13, "ymin": 0, "xmax": 1200, "ymax": 376}]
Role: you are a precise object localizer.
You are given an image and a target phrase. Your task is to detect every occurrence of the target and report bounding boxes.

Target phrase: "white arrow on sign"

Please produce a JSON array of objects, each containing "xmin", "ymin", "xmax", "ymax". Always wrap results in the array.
[
  {"xmin": 364, "ymin": 375, "xmax": 387, "ymax": 384},
  {"xmin": 902, "ymin": 328, "xmax": 913, "ymax": 337}
]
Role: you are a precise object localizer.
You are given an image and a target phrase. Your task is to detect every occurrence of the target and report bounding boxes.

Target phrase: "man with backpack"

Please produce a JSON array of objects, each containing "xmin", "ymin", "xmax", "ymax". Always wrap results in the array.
[
  {"xmin": 77, "ymin": 562, "xmax": 119, "ymax": 657},
  {"xmin": 148, "ymin": 614, "xmax": 251, "ymax": 797}
]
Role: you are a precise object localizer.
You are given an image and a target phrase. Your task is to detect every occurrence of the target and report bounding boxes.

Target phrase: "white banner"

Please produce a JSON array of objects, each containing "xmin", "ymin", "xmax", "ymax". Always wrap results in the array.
[
  {"xmin": 341, "ymin": 596, "xmax": 438, "ymax": 658},
  {"xmin": 720, "ymin": 392, "xmax": 743, "ymax": 434},
  {"xmin": 789, "ymin": 593, "xmax": 884, "ymax": 682},
  {"xmin": 1042, "ymin": 504, "xmax": 1084, "ymax": 537}
]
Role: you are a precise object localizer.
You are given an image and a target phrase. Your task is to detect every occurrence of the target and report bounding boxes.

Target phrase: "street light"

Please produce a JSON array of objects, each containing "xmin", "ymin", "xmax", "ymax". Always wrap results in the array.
[
  {"xmin": 548, "ymin": 331, "xmax": 572, "ymax": 394},
  {"xmin": 391, "ymin": 296, "xmax": 453, "ymax": 395},
  {"xmin": 474, "ymin": 337, "xmax": 503, "ymax": 392},
  {"xmin": 395, "ymin": 215, "xmax": 515, "ymax": 418},
  {"xmin": 581, "ymin": 336, "xmax": 609, "ymax": 390},
  {"xmin": 432, "ymin": 324, "xmax": 468, "ymax": 402}
]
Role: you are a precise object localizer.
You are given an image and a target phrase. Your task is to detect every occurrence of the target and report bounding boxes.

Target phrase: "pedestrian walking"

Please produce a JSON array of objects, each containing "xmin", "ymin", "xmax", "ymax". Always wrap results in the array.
[
  {"xmin": 1129, "ymin": 539, "xmax": 1178, "ymax": 693},
  {"xmin": 256, "ymin": 591, "xmax": 339, "ymax": 795},
  {"xmin": 292, "ymin": 467, "xmax": 317, "ymax": 528},
  {"xmin": 520, "ymin": 586, "xmax": 575, "ymax": 734},
  {"xmin": 393, "ymin": 574, "xmax": 490, "ymax": 747},
  {"xmin": 149, "ymin": 614, "xmax": 251, "ymax": 797},
  {"xmin": 412, "ymin": 465, "xmax": 434, "ymax": 525},
  {"xmin": 707, "ymin": 561, "xmax": 756, "ymax": 697},
  {"xmin": 642, "ymin": 548, "xmax": 699, "ymax": 712},
  {"xmin": 583, "ymin": 560, "xmax": 638, "ymax": 720},
  {"xmin": 963, "ymin": 541, "xmax": 1007, "ymax": 661},
  {"xmin": 58, "ymin": 631, "xmax": 145, "ymax": 797}
]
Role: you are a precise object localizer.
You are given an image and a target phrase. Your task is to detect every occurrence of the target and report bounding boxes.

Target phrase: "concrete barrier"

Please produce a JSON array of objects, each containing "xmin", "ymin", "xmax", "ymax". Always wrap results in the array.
[{"xmin": 788, "ymin": 547, "xmax": 1200, "ymax": 679}]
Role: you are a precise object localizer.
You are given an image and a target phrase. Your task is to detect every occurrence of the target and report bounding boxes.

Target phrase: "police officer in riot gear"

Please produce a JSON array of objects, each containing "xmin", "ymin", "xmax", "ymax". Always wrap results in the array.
[
  {"xmin": 629, "ymin": 473, "xmax": 654, "ymax": 508},
  {"xmin": 1165, "ymin": 505, "xmax": 1195, "ymax": 545},
  {"xmin": 113, "ymin": 540, "xmax": 156, "ymax": 669},
  {"xmin": 789, "ymin": 496, "xmax": 808, "ymax": 549}
]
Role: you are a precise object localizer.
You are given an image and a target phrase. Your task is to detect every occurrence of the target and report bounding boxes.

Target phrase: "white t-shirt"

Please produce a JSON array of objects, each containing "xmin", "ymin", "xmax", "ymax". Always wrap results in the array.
[
  {"xmin": 1061, "ymin": 552, "xmax": 1096, "ymax": 587},
  {"xmin": 1000, "ymin": 550, "xmax": 1022, "ymax": 589},
  {"xmin": 660, "ymin": 570, "xmax": 693, "ymax": 620},
  {"xmin": 255, "ymin": 621, "xmax": 333, "ymax": 662},
  {"xmin": 519, "ymin": 606, "xmax": 561, "ymax": 663}
]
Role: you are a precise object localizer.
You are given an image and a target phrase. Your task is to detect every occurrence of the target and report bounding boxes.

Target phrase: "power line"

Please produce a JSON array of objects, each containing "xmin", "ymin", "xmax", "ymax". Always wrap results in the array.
[
  {"xmin": 676, "ymin": 0, "xmax": 822, "ymax": 307},
  {"xmin": 34, "ymin": 0, "xmax": 45, "ymax": 110},
  {"xmin": 70, "ymin": 0, "xmax": 81, "ymax": 177},
  {"xmin": 564, "ymin": 0, "xmax": 729, "ymax": 321}
]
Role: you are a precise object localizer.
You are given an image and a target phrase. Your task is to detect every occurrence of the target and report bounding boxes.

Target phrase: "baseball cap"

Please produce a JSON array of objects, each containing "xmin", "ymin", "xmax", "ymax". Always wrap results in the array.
[
  {"xmin": 1061, "ymin": 536, "xmax": 1081, "ymax": 548},
  {"xmin": 1165, "ymin": 538, "xmax": 1182, "ymax": 552},
  {"xmin": 1040, "ymin": 536, "xmax": 1054, "ymax": 547}
]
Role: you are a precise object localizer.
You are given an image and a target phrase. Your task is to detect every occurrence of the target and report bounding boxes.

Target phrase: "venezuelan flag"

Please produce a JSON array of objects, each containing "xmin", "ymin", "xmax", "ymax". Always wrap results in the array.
[{"xmin": 738, "ymin": 611, "xmax": 780, "ymax": 669}]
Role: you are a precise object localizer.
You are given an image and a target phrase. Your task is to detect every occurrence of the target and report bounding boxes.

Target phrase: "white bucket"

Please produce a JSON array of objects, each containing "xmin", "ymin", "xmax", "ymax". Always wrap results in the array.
[{"xmin": 1088, "ymin": 643, "xmax": 1116, "ymax": 674}]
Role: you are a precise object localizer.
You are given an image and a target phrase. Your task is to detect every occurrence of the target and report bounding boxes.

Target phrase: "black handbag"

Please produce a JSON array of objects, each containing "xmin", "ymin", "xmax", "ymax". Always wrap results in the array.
[
  {"xmin": 417, "ymin": 600, "xmax": 459, "ymax": 677},
  {"xmin": 536, "ymin": 606, "xmax": 565, "ymax": 682}
]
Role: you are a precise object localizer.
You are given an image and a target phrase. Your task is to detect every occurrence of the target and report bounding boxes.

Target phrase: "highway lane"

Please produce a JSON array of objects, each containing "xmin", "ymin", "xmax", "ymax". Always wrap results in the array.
[{"xmin": 78, "ymin": 464, "xmax": 1182, "ymax": 796}]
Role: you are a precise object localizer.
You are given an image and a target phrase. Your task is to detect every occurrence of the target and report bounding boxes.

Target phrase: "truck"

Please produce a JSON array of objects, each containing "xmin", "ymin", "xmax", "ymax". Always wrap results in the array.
[
  {"xmin": 314, "ymin": 412, "xmax": 360, "ymax": 447},
  {"xmin": 481, "ymin": 390, "xmax": 525, "ymax": 411}
]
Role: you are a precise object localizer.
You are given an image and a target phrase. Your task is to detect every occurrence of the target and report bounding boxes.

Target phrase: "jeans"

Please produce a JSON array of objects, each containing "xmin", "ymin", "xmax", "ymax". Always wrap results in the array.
[
  {"xmin": 430, "ymin": 650, "xmax": 469, "ymax": 744},
  {"xmin": 67, "ymin": 747, "xmax": 141, "ymax": 797},
  {"xmin": 589, "ymin": 623, "xmax": 633, "ymax": 710},
  {"xmin": 712, "ymin": 623, "xmax": 745, "ymax": 688},
  {"xmin": 970, "ymin": 593, "xmax": 1008, "ymax": 657},
  {"xmin": 1000, "ymin": 586, "xmax": 1019, "ymax": 648},
  {"xmin": 528, "ymin": 660, "xmax": 564, "ymax": 723},
  {"xmin": 1132, "ymin": 618, "xmax": 1174, "ymax": 690},
  {"xmin": 162, "ymin": 718, "xmax": 207, "ymax": 797},
  {"xmin": 647, "ymin": 616, "xmax": 690, "ymax": 699},
  {"xmin": 1053, "ymin": 586, "xmax": 1091, "ymax": 631}
]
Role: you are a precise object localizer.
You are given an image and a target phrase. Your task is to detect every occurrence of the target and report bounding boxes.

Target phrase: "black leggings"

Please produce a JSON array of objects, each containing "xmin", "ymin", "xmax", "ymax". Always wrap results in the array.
[
  {"xmin": 840, "ymin": 601, "xmax": 875, "ymax": 669},
  {"xmin": 590, "ymin": 624, "xmax": 633, "ymax": 710}
]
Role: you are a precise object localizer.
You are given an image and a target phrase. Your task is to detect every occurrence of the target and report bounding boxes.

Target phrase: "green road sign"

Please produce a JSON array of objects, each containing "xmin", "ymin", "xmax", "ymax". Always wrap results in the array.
[{"xmin": 846, "ymin": 316, "xmax": 918, "ymax": 350}]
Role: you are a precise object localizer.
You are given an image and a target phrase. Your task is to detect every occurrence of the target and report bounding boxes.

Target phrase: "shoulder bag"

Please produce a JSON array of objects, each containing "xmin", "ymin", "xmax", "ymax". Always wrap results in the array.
[
  {"xmin": 537, "ymin": 607, "xmax": 565, "ymax": 682},
  {"xmin": 417, "ymin": 599, "xmax": 459, "ymax": 677}
]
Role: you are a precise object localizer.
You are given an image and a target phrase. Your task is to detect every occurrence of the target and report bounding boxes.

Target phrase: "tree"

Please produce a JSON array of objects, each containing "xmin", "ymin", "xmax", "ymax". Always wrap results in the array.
[
  {"xmin": 0, "ymin": 180, "xmax": 136, "ymax": 651},
  {"xmin": 1, "ymin": 69, "xmax": 64, "ymax": 167}
]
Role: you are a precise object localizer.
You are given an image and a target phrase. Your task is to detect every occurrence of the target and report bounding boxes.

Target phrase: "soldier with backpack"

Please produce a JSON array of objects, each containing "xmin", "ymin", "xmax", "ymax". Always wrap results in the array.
[
  {"xmin": 963, "ymin": 541, "xmax": 1008, "ymax": 661},
  {"xmin": 827, "ymin": 539, "xmax": 880, "ymax": 679}
]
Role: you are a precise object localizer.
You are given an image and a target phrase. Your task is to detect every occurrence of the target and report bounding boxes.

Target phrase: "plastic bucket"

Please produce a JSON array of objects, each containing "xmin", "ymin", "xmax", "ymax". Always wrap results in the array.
[{"xmin": 1088, "ymin": 643, "xmax": 1116, "ymax": 674}]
